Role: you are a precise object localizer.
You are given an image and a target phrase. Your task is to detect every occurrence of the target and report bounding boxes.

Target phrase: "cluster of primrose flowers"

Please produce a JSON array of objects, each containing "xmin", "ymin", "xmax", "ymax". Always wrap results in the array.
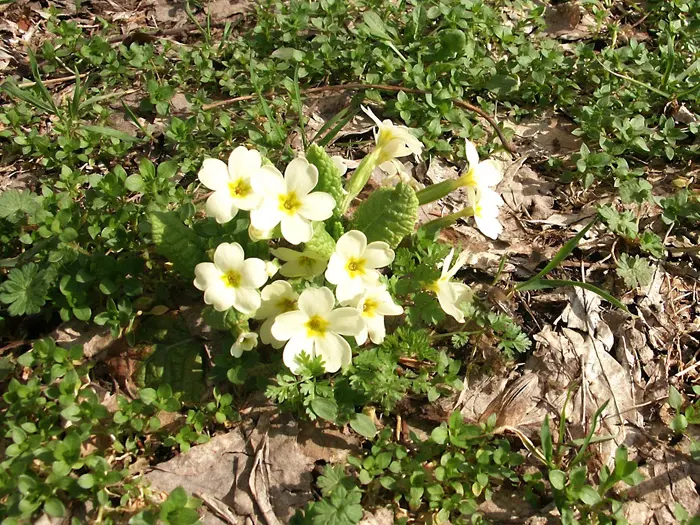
[{"xmin": 193, "ymin": 106, "xmax": 505, "ymax": 374}]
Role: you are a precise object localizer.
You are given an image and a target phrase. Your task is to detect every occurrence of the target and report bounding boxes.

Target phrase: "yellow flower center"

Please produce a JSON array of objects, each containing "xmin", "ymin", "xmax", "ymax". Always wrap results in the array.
[
  {"xmin": 305, "ymin": 315, "xmax": 328, "ymax": 337},
  {"xmin": 459, "ymin": 167, "xmax": 477, "ymax": 188},
  {"xmin": 278, "ymin": 192, "xmax": 302, "ymax": 215},
  {"xmin": 229, "ymin": 178, "xmax": 252, "ymax": 199},
  {"xmin": 361, "ymin": 298, "xmax": 378, "ymax": 317},
  {"xmin": 345, "ymin": 257, "xmax": 366, "ymax": 278},
  {"xmin": 222, "ymin": 271, "xmax": 241, "ymax": 288},
  {"xmin": 426, "ymin": 279, "xmax": 442, "ymax": 293},
  {"xmin": 276, "ymin": 298, "xmax": 297, "ymax": 313}
]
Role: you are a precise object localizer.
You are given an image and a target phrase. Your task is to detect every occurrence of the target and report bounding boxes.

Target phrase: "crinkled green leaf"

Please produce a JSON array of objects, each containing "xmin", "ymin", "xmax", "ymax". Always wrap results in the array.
[
  {"xmin": 148, "ymin": 211, "xmax": 204, "ymax": 278},
  {"xmin": 306, "ymin": 144, "xmax": 344, "ymax": 216},
  {"xmin": 351, "ymin": 182, "xmax": 418, "ymax": 248},
  {"xmin": 305, "ymin": 222, "xmax": 336, "ymax": 258}
]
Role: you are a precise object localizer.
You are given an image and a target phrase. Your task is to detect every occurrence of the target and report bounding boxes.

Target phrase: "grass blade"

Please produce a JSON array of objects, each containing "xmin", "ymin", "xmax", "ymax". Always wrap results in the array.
[
  {"xmin": 83, "ymin": 125, "xmax": 142, "ymax": 143},
  {"xmin": 314, "ymin": 94, "xmax": 363, "ymax": 148},
  {"xmin": 28, "ymin": 50, "xmax": 60, "ymax": 116},
  {"xmin": 516, "ymin": 219, "xmax": 597, "ymax": 291},
  {"xmin": 570, "ymin": 401, "xmax": 609, "ymax": 466},
  {"xmin": 1, "ymin": 80, "xmax": 56, "ymax": 113},
  {"xmin": 291, "ymin": 65, "xmax": 307, "ymax": 150},
  {"xmin": 518, "ymin": 278, "xmax": 628, "ymax": 312}
]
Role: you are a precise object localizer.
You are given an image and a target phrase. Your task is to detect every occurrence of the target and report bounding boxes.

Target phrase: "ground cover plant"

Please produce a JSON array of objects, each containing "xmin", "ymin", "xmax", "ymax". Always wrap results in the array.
[{"xmin": 0, "ymin": 0, "xmax": 699, "ymax": 523}]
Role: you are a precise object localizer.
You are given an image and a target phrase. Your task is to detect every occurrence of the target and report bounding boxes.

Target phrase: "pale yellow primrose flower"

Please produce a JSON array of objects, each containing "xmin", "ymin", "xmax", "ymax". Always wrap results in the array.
[
  {"xmin": 271, "ymin": 287, "xmax": 364, "ymax": 374},
  {"xmin": 231, "ymin": 331, "xmax": 258, "ymax": 357},
  {"xmin": 427, "ymin": 248, "xmax": 473, "ymax": 323},
  {"xmin": 362, "ymin": 105, "xmax": 423, "ymax": 164},
  {"xmin": 325, "ymin": 230, "xmax": 395, "ymax": 303},
  {"xmin": 346, "ymin": 284, "xmax": 403, "ymax": 345},
  {"xmin": 271, "ymin": 247, "xmax": 327, "ymax": 278},
  {"xmin": 255, "ymin": 281, "xmax": 299, "ymax": 349},
  {"xmin": 460, "ymin": 139, "xmax": 503, "ymax": 190},
  {"xmin": 193, "ymin": 242, "xmax": 268, "ymax": 314},
  {"xmin": 198, "ymin": 146, "xmax": 264, "ymax": 224},
  {"xmin": 250, "ymin": 157, "xmax": 335, "ymax": 245},
  {"xmin": 468, "ymin": 187, "xmax": 504, "ymax": 240}
]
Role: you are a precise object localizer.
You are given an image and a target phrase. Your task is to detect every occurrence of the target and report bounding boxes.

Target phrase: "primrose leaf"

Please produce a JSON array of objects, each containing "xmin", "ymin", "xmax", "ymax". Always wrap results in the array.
[
  {"xmin": 0, "ymin": 263, "xmax": 48, "ymax": 316},
  {"xmin": 147, "ymin": 211, "xmax": 205, "ymax": 278},
  {"xmin": 351, "ymin": 182, "xmax": 418, "ymax": 249},
  {"xmin": 305, "ymin": 144, "xmax": 344, "ymax": 217},
  {"xmin": 304, "ymin": 222, "xmax": 336, "ymax": 259}
]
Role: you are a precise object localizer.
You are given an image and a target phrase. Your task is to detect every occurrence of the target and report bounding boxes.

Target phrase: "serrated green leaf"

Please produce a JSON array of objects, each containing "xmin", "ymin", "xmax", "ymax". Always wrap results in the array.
[
  {"xmin": 616, "ymin": 253, "xmax": 654, "ymax": 289},
  {"xmin": 148, "ymin": 211, "xmax": 205, "ymax": 278},
  {"xmin": 351, "ymin": 182, "xmax": 418, "ymax": 248},
  {"xmin": 306, "ymin": 144, "xmax": 344, "ymax": 216},
  {"xmin": 0, "ymin": 189, "xmax": 39, "ymax": 221},
  {"xmin": 0, "ymin": 263, "xmax": 48, "ymax": 316}
]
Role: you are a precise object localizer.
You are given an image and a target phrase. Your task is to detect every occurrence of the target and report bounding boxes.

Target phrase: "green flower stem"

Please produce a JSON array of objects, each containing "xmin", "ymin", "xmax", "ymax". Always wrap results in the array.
[
  {"xmin": 340, "ymin": 149, "xmax": 382, "ymax": 214},
  {"xmin": 420, "ymin": 206, "xmax": 474, "ymax": 233},
  {"xmin": 416, "ymin": 177, "xmax": 464, "ymax": 205}
]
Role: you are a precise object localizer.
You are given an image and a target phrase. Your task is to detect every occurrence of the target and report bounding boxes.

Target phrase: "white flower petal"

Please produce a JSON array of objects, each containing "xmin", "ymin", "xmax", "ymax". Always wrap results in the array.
[
  {"xmin": 259, "ymin": 317, "xmax": 285, "ymax": 349},
  {"xmin": 285, "ymin": 157, "xmax": 318, "ymax": 196},
  {"xmin": 205, "ymin": 191, "xmax": 238, "ymax": 224},
  {"xmin": 198, "ymin": 158, "xmax": 230, "ymax": 191},
  {"xmin": 281, "ymin": 213, "xmax": 313, "ymax": 245},
  {"xmin": 465, "ymin": 139, "xmax": 480, "ymax": 169},
  {"xmin": 336, "ymin": 230, "xmax": 367, "ymax": 259},
  {"xmin": 256, "ymin": 281, "xmax": 296, "ymax": 319},
  {"xmin": 475, "ymin": 160, "xmax": 503, "ymax": 187},
  {"xmin": 204, "ymin": 283, "xmax": 236, "ymax": 312},
  {"xmin": 451, "ymin": 282, "xmax": 473, "ymax": 306},
  {"xmin": 214, "ymin": 242, "xmax": 245, "ymax": 273},
  {"xmin": 298, "ymin": 287, "xmax": 335, "ymax": 317},
  {"xmin": 272, "ymin": 310, "xmax": 308, "ymax": 341},
  {"xmin": 299, "ymin": 192, "xmax": 335, "ymax": 221},
  {"xmin": 441, "ymin": 248, "xmax": 455, "ymax": 278},
  {"xmin": 240, "ymin": 258, "xmax": 268, "ymax": 289},
  {"xmin": 364, "ymin": 241, "xmax": 394, "ymax": 268},
  {"xmin": 314, "ymin": 332, "xmax": 351, "ymax": 373},
  {"xmin": 251, "ymin": 165, "xmax": 285, "ymax": 197},
  {"xmin": 324, "ymin": 255, "xmax": 346, "ymax": 285},
  {"xmin": 283, "ymin": 335, "xmax": 313, "ymax": 374},
  {"xmin": 332, "ymin": 156, "xmax": 348, "ymax": 177},
  {"xmin": 335, "ymin": 279, "xmax": 365, "ymax": 304},
  {"xmin": 474, "ymin": 214, "xmax": 503, "ymax": 240},
  {"xmin": 228, "ymin": 146, "xmax": 261, "ymax": 178},
  {"xmin": 250, "ymin": 201, "xmax": 283, "ymax": 232},
  {"xmin": 365, "ymin": 315, "xmax": 387, "ymax": 344},
  {"xmin": 326, "ymin": 307, "xmax": 364, "ymax": 337},
  {"xmin": 355, "ymin": 324, "xmax": 369, "ymax": 346},
  {"xmin": 374, "ymin": 294, "xmax": 403, "ymax": 316},
  {"xmin": 436, "ymin": 284, "xmax": 464, "ymax": 323},
  {"xmin": 361, "ymin": 105, "xmax": 383, "ymax": 127},
  {"xmin": 233, "ymin": 190, "xmax": 263, "ymax": 211},
  {"xmin": 194, "ymin": 262, "xmax": 223, "ymax": 291},
  {"xmin": 232, "ymin": 287, "xmax": 261, "ymax": 314}
]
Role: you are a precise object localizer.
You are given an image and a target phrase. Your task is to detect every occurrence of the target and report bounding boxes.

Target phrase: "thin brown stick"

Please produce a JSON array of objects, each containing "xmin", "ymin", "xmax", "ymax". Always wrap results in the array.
[
  {"xmin": 17, "ymin": 72, "xmax": 89, "ymax": 89},
  {"xmin": 202, "ymin": 83, "xmax": 517, "ymax": 153}
]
